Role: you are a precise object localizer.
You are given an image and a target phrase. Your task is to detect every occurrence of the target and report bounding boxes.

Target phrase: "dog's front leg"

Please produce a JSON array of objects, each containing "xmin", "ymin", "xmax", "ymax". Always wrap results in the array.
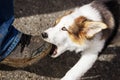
[{"xmin": 61, "ymin": 51, "xmax": 99, "ymax": 80}]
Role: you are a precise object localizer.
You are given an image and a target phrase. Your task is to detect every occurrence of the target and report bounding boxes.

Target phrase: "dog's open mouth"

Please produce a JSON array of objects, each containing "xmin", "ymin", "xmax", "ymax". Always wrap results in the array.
[{"xmin": 49, "ymin": 44, "xmax": 57, "ymax": 56}]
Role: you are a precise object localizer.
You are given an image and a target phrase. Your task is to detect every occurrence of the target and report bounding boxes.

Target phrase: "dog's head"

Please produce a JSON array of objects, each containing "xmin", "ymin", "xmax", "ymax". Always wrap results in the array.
[{"xmin": 41, "ymin": 6, "xmax": 107, "ymax": 58}]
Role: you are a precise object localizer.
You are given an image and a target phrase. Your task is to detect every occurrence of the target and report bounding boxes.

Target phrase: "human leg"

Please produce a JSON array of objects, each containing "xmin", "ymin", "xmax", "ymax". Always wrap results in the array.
[
  {"xmin": 0, "ymin": 0, "xmax": 22, "ymax": 61},
  {"xmin": 0, "ymin": 0, "xmax": 51, "ymax": 67}
]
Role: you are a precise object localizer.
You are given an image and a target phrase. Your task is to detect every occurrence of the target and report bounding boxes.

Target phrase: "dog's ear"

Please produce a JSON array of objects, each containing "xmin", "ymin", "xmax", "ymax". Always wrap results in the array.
[
  {"xmin": 69, "ymin": 16, "xmax": 107, "ymax": 39},
  {"xmin": 84, "ymin": 21, "xmax": 107, "ymax": 38},
  {"xmin": 55, "ymin": 18, "xmax": 61, "ymax": 25}
]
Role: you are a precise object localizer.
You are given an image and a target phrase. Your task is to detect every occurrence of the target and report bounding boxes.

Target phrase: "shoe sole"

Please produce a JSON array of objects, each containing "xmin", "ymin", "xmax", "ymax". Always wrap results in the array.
[{"xmin": 0, "ymin": 42, "xmax": 52, "ymax": 68}]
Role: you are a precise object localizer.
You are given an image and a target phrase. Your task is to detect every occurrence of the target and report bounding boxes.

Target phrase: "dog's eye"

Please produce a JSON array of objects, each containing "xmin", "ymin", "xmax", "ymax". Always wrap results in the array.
[{"xmin": 61, "ymin": 27, "xmax": 67, "ymax": 31}]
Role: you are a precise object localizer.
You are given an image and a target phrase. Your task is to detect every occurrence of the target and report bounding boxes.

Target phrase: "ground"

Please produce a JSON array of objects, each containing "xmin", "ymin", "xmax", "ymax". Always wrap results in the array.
[{"xmin": 0, "ymin": 0, "xmax": 120, "ymax": 80}]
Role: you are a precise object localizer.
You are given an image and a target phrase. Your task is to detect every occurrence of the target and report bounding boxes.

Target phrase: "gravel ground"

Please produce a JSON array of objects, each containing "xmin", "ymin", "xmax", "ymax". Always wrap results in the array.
[{"xmin": 0, "ymin": 0, "xmax": 120, "ymax": 80}]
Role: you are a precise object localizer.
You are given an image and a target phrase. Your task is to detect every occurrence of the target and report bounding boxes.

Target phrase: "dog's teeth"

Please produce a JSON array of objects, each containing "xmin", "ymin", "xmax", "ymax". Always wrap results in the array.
[{"xmin": 53, "ymin": 49, "xmax": 57, "ymax": 55}]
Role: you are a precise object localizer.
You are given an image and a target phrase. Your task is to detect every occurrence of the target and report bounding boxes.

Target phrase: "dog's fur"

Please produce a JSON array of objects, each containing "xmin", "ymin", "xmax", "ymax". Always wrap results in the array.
[{"xmin": 42, "ymin": 0, "xmax": 115, "ymax": 80}]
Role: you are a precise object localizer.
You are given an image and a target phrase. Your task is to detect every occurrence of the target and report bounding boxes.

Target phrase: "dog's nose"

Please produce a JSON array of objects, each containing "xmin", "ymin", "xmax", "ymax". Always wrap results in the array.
[{"xmin": 41, "ymin": 32, "xmax": 48, "ymax": 38}]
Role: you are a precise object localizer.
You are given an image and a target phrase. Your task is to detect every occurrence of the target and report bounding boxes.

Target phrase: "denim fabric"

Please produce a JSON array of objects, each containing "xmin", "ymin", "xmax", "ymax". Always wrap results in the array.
[{"xmin": 0, "ymin": 0, "xmax": 22, "ymax": 61}]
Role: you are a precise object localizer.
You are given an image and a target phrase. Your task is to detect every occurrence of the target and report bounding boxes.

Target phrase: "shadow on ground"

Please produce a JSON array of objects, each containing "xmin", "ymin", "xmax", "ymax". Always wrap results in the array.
[
  {"xmin": 26, "ymin": 47, "xmax": 120, "ymax": 80},
  {"xmin": 0, "ymin": 47, "xmax": 120, "ymax": 80},
  {"xmin": 14, "ymin": 0, "xmax": 93, "ymax": 18}
]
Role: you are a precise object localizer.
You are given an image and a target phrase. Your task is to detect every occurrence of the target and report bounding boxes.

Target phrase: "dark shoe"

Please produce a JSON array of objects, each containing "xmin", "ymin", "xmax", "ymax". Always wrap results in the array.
[{"xmin": 0, "ymin": 34, "xmax": 52, "ymax": 67}]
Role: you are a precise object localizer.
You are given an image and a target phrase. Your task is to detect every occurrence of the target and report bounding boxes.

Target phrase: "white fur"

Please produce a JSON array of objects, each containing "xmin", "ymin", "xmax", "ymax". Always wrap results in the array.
[
  {"xmin": 72, "ymin": 4, "xmax": 102, "ymax": 21},
  {"xmin": 42, "ymin": 3, "xmax": 107, "ymax": 80},
  {"xmin": 61, "ymin": 33, "xmax": 105, "ymax": 80}
]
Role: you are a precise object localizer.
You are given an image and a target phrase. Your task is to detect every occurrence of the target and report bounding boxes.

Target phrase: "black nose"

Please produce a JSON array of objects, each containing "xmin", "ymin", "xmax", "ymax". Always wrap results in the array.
[{"xmin": 41, "ymin": 32, "xmax": 48, "ymax": 38}]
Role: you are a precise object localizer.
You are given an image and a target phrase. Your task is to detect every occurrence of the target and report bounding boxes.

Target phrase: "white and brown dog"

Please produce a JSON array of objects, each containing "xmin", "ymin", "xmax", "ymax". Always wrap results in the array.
[{"xmin": 41, "ymin": 0, "xmax": 115, "ymax": 80}]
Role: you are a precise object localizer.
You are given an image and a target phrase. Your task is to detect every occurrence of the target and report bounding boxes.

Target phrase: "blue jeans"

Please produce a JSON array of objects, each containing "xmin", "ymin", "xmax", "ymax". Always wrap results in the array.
[{"xmin": 0, "ymin": 0, "xmax": 22, "ymax": 61}]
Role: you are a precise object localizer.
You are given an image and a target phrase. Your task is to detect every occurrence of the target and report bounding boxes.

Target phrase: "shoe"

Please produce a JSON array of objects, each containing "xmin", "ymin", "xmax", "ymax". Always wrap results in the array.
[{"xmin": 0, "ymin": 34, "xmax": 52, "ymax": 67}]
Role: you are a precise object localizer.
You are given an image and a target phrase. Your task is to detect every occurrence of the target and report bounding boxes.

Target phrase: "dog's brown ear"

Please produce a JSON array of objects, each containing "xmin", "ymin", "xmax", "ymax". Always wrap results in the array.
[
  {"xmin": 55, "ymin": 18, "xmax": 61, "ymax": 25},
  {"xmin": 84, "ymin": 21, "xmax": 107, "ymax": 38}
]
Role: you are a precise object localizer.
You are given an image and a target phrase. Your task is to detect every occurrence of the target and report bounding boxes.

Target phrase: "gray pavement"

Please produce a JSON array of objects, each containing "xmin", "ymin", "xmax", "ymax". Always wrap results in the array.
[{"xmin": 0, "ymin": 0, "xmax": 120, "ymax": 80}]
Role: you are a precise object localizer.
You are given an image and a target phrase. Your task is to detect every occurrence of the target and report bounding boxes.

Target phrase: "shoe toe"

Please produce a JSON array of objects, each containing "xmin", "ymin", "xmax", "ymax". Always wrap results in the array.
[{"xmin": 0, "ymin": 35, "xmax": 52, "ymax": 68}]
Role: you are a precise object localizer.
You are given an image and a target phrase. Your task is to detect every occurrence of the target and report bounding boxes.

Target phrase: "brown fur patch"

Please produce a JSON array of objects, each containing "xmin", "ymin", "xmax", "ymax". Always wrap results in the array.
[
  {"xmin": 69, "ymin": 16, "xmax": 87, "ymax": 36},
  {"xmin": 68, "ymin": 16, "xmax": 87, "ymax": 44},
  {"xmin": 75, "ymin": 16, "xmax": 87, "ymax": 26},
  {"xmin": 55, "ymin": 17, "xmax": 62, "ymax": 25},
  {"xmin": 68, "ymin": 31, "xmax": 86, "ymax": 44}
]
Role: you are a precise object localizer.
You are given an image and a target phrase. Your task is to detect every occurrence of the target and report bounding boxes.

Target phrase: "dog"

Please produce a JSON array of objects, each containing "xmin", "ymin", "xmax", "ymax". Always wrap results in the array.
[{"xmin": 41, "ymin": 0, "xmax": 115, "ymax": 80}]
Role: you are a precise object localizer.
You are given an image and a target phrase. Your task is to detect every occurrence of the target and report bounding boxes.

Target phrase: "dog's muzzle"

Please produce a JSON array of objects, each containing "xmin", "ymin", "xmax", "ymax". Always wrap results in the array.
[{"xmin": 41, "ymin": 32, "xmax": 48, "ymax": 39}]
